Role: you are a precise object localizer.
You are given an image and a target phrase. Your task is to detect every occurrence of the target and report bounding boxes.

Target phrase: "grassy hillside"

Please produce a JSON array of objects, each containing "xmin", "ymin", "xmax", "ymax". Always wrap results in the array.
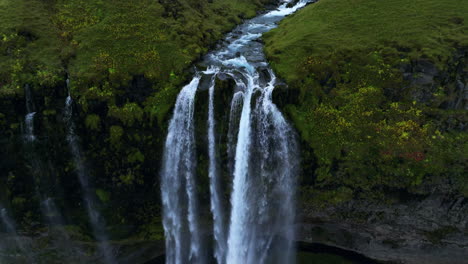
[
  {"xmin": 0, "ymin": 0, "xmax": 63, "ymax": 95},
  {"xmin": 265, "ymin": 0, "xmax": 468, "ymax": 81},
  {"xmin": 264, "ymin": 0, "xmax": 468, "ymax": 203},
  {"xmin": 0, "ymin": 0, "xmax": 274, "ymax": 120}
]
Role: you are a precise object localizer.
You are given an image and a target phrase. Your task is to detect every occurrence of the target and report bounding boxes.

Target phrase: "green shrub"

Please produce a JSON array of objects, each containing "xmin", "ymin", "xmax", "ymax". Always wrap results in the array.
[{"xmin": 85, "ymin": 114, "xmax": 101, "ymax": 131}]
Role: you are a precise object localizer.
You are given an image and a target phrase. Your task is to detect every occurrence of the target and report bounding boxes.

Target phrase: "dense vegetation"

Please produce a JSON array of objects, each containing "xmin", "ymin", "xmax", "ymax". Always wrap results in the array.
[
  {"xmin": 264, "ymin": 0, "xmax": 468, "ymax": 205},
  {"xmin": 0, "ymin": 0, "xmax": 275, "ymax": 244}
]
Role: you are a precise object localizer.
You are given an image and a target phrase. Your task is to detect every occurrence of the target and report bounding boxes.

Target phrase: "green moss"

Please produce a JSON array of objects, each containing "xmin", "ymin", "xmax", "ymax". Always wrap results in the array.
[
  {"xmin": 108, "ymin": 103, "xmax": 144, "ymax": 126},
  {"xmin": 301, "ymin": 187, "xmax": 354, "ymax": 208},
  {"xmin": 127, "ymin": 149, "xmax": 145, "ymax": 164},
  {"xmin": 109, "ymin": 125, "xmax": 124, "ymax": 145},
  {"xmin": 0, "ymin": 0, "xmax": 63, "ymax": 95},
  {"xmin": 424, "ymin": 226, "xmax": 458, "ymax": 244},
  {"xmin": 42, "ymin": 109, "xmax": 56, "ymax": 116},
  {"xmin": 95, "ymin": 188, "xmax": 111, "ymax": 203},
  {"xmin": 84, "ymin": 114, "xmax": 101, "ymax": 131}
]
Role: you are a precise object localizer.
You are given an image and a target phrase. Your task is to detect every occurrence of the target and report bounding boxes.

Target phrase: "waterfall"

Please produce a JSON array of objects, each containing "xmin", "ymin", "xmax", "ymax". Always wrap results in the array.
[
  {"xmin": 0, "ymin": 207, "xmax": 34, "ymax": 262},
  {"xmin": 161, "ymin": 76, "xmax": 204, "ymax": 264},
  {"xmin": 23, "ymin": 85, "xmax": 67, "ymax": 228},
  {"xmin": 64, "ymin": 93, "xmax": 116, "ymax": 264},
  {"xmin": 0, "ymin": 208, "xmax": 16, "ymax": 234},
  {"xmin": 22, "ymin": 84, "xmax": 75, "ymax": 262},
  {"xmin": 227, "ymin": 91, "xmax": 244, "ymax": 175},
  {"xmin": 206, "ymin": 68, "xmax": 228, "ymax": 264},
  {"xmin": 161, "ymin": 1, "xmax": 309, "ymax": 263},
  {"xmin": 225, "ymin": 71, "xmax": 256, "ymax": 263}
]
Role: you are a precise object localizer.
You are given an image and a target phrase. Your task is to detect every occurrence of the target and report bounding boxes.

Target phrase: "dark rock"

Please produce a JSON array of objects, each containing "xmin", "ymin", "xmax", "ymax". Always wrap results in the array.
[{"xmin": 298, "ymin": 195, "xmax": 468, "ymax": 264}]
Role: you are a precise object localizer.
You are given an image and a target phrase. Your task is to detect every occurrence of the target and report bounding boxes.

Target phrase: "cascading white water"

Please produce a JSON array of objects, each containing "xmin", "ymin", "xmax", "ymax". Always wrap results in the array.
[
  {"xmin": 24, "ymin": 112, "xmax": 36, "ymax": 142},
  {"xmin": 225, "ymin": 71, "xmax": 257, "ymax": 263},
  {"xmin": 161, "ymin": 76, "xmax": 204, "ymax": 264},
  {"xmin": 206, "ymin": 68, "xmax": 228, "ymax": 264},
  {"xmin": 64, "ymin": 93, "xmax": 116, "ymax": 264},
  {"xmin": 161, "ymin": 1, "xmax": 310, "ymax": 263},
  {"xmin": 227, "ymin": 91, "xmax": 244, "ymax": 175}
]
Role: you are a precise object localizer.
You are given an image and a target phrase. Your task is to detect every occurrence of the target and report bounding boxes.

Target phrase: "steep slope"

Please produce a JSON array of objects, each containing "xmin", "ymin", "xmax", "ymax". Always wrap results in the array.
[{"xmin": 264, "ymin": 0, "xmax": 468, "ymax": 263}]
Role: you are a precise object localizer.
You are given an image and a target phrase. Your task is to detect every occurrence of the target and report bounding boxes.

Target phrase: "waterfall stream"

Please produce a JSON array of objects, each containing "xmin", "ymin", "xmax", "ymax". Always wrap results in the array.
[
  {"xmin": 207, "ymin": 67, "xmax": 228, "ymax": 264},
  {"xmin": 64, "ymin": 91, "xmax": 116, "ymax": 264},
  {"xmin": 161, "ymin": 1, "xmax": 308, "ymax": 263},
  {"xmin": 161, "ymin": 76, "xmax": 204, "ymax": 264},
  {"xmin": 0, "ymin": 207, "xmax": 31, "ymax": 262}
]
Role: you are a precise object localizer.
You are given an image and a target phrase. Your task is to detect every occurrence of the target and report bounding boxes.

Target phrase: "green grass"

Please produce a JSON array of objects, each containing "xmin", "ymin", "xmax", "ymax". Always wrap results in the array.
[
  {"xmin": 49, "ymin": 0, "xmax": 273, "ymax": 123},
  {"xmin": 0, "ymin": 0, "xmax": 63, "ymax": 95},
  {"xmin": 55, "ymin": 0, "xmax": 269, "ymax": 88},
  {"xmin": 265, "ymin": 0, "xmax": 468, "ymax": 81}
]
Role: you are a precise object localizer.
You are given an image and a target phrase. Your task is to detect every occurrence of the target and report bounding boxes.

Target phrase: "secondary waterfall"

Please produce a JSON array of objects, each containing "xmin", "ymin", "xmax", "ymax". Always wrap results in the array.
[
  {"xmin": 64, "ymin": 91, "xmax": 116, "ymax": 264},
  {"xmin": 161, "ymin": 1, "xmax": 308, "ymax": 263},
  {"xmin": 0, "ymin": 207, "xmax": 31, "ymax": 261},
  {"xmin": 22, "ymin": 84, "xmax": 75, "ymax": 262}
]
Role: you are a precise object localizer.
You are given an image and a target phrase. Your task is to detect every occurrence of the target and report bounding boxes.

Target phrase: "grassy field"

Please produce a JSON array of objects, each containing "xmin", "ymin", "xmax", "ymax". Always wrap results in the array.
[
  {"xmin": 265, "ymin": 0, "xmax": 468, "ymax": 81},
  {"xmin": 0, "ymin": 0, "xmax": 273, "ymax": 120},
  {"xmin": 0, "ymin": 0, "xmax": 63, "ymax": 94}
]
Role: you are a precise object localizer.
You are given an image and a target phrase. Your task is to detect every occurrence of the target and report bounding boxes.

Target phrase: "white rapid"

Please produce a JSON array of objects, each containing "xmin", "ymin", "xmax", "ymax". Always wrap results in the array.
[
  {"xmin": 161, "ymin": 0, "xmax": 310, "ymax": 263},
  {"xmin": 161, "ymin": 76, "xmax": 204, "ymax": 264},
  {"xmin": 64, "ymin": 93, "xmax": 116, "ymax": 264}
]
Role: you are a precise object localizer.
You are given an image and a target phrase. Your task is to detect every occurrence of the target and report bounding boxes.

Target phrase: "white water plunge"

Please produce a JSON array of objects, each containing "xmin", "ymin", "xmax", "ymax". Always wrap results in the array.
[
  {"xmin": 161, "ymin": 1, "xmax": 310, "ymax": 263},
  {"xmin": 161, "ymin": 76, "xmax": 204, "ymax": 264}
]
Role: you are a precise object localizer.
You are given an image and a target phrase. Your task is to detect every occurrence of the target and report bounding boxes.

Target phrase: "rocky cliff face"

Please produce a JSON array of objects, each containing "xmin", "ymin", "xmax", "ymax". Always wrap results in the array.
[
  {"xmin": 291, "ymin": 48, "xmax": 468, "ymax": 264},
  {"xmin": 299, "ymin": 193, "xmax": 468, "ymax": 264}
]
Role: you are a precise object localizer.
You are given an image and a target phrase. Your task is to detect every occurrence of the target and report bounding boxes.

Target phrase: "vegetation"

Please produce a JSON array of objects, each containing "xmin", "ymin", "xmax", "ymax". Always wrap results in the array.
[
  {"xmin": 265, "ymin": 0, "xmax": 468, "ymax": 80},
  {"xmin": 264, "ymin": 0, "xmax": 468, "ymax": 202},
  {"xmin": 0, "ymin": 0, "xmax": 275, "ymax": 243}
]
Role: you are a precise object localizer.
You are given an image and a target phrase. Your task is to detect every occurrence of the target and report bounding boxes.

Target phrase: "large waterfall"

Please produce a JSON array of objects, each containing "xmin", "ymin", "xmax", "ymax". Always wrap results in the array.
[{"xmin": 160, "ymin": 1, "xmax": 307, "ymax": 263}]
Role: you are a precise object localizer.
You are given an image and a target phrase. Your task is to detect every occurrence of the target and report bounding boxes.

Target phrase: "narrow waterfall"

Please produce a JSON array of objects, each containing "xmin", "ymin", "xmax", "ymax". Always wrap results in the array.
[
  {"xmin": 161, "ymin": 76, "xmax": 204, "ymax": 264},
  {"xmin": 22, "ymin": 84, "xmax": 73, "ymax": 262},
  {"xmin": 207, "ymin": 68, "xmax": 228, "ymax": 264},
  {"xmin": 161, "ymin": 1, "xmax": 309, "ymax": 263},
  {"xmin": 0, "ymin": 207, "xmax": 33, "ymax": 262},
  {"xmin": 23, "ymin": 85, "xmax": 67, "ymax": 228},
  {"xmin": 0, "ymin": 208, "xmax": 16, "ymax": 234},
  {"xmin": 225, "ymin": 71, "xmax": 256, "ymax": 263},
  {"xmin": 227, "ymin": 91, "xmax": 244, "ymax": 175},
  {"xmin": 64, "ymin": 93, "xmax": 116, "ymax": 264}
]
